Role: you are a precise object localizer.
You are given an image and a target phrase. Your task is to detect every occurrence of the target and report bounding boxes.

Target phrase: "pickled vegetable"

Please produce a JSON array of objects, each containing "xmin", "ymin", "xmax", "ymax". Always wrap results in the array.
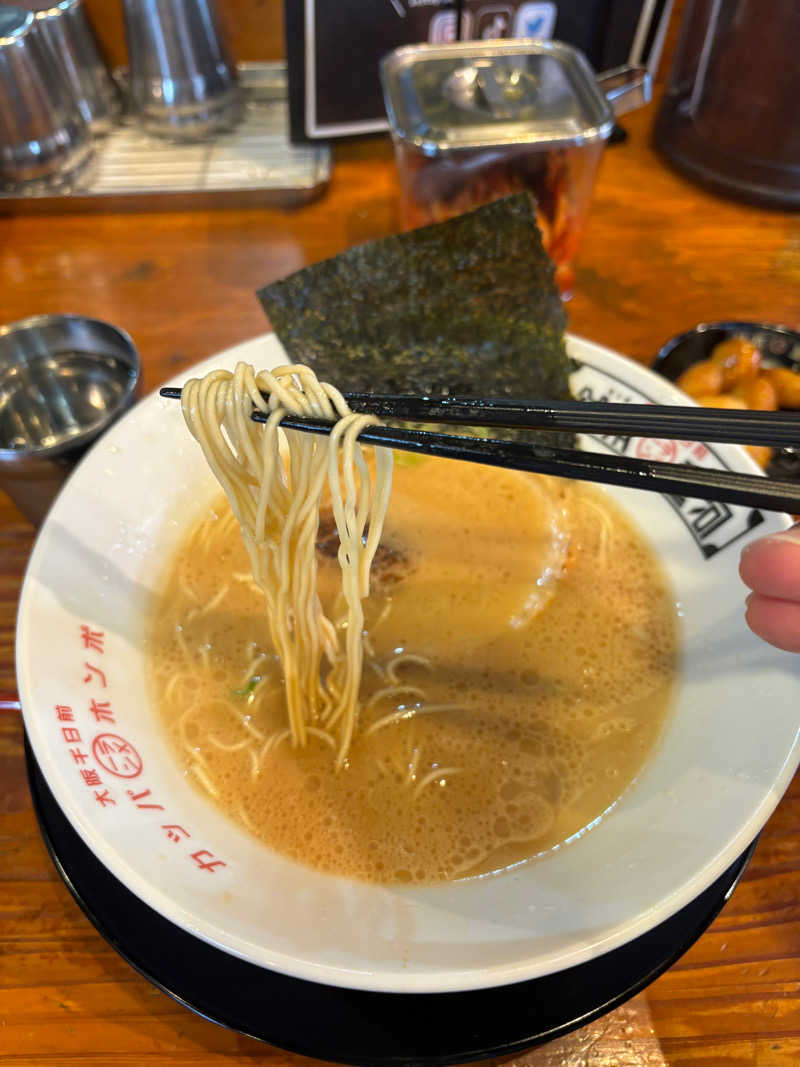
[
  {"xmin": 746, "ymin": 445, "xmax": 774, "ymax": 468},
  {"xmin": 732, "ymin": 375, "xmax": 778, "ymax": 411},
  {"xmin": 764, "ymin": 367, "xmax": 800, "ymax": 409},
  {"xmin": 675, "ymin": 334, "xmax": 798, "ymax": 472},
  {"xmin": 676, "ymin": 360, "xmax": 723, "ymax": 397},
  {"xmin": 693, "ymin": 394, "xmax": 747, "ymax": 409},
  {"xmin": 709, "ymin": 337, "xmax": 762, "ymax": 388}
]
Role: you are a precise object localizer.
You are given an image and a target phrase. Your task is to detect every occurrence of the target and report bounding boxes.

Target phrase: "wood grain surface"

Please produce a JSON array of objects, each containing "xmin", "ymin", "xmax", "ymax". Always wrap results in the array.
[{"xmin": 2, "ymin": 83, "xmax": 800, "ymax": 1065}]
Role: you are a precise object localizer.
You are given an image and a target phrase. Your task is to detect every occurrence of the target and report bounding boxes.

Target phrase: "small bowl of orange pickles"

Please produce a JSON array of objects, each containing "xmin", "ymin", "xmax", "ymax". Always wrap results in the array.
[{"xmin": 654, "ymin": 321, "xmax": 800, "ymax": 479}]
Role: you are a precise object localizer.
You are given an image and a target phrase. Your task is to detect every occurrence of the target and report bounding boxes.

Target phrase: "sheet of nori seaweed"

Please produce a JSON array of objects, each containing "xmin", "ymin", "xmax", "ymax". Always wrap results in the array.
[{"xmin": 257, "ymin": 194, "xmax": 574, "ymax": 446}]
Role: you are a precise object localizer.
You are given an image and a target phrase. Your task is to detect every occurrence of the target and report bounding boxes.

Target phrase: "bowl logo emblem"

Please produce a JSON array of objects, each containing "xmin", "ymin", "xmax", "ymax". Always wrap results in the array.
[
  {"xmin": 92, "ymin": 733, "xmax": 143, "ymax": 779},
  {"xmin": 572, "ymin": 366, "xmax": 766, "ymax": 559},
  {"xmin": 635, "ymin": 438, "xmax": 678, "ymax": 464}
]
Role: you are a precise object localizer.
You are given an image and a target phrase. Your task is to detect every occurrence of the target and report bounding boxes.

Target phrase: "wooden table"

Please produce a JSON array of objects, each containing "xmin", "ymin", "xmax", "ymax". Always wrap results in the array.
[{"xmin": 2, "ymin": 101, "xmax": 800, "ymax": 1066}]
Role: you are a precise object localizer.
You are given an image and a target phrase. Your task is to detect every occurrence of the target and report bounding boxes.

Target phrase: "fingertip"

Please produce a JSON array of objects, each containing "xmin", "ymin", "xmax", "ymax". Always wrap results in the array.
[
  {"xmin": 740, "ymin": 531, "xmax": 800, "ymax": 600},
  {"xmin": 745, "ymin": 592, "xmax": 800, "ymax": 653}
]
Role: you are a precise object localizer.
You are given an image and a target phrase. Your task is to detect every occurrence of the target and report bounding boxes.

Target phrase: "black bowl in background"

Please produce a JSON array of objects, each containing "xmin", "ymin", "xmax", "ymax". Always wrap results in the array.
[
  {"xmin": 654, "ymin": 320, "xmax": 800, "ymax": 381},
  {"xmin": 652, "ymin": 321, "xmax": 800, "ymax": 482}
]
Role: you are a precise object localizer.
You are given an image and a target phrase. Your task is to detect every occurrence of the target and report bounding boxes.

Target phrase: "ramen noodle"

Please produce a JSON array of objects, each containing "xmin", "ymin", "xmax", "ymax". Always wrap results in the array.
[{"xmin": 179, "ymin": 362, "xmax": 392, "ymax": 765}]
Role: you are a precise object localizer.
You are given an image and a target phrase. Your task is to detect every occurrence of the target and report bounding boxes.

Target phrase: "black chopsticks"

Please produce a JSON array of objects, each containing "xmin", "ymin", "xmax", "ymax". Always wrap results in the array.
[
  {"xmin": 339, "ymin": 393, "xmax": 800, "ymax": 448},
  {"xmin": 159, "ymin": 387, "xmax": 800, "ymax": 513}
]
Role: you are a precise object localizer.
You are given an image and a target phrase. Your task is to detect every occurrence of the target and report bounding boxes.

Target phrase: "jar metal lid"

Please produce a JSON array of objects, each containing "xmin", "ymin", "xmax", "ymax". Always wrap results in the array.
[{"xmin": 381, "ymin": 39, "xmax": 615, "ymax": 155}]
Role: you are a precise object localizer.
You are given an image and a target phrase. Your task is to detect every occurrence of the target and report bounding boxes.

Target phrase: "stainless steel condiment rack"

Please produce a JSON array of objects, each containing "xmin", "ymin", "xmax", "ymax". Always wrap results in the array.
[{"xmin": 0, "ymin": 63, "xmax": 331, "ymax": 212}]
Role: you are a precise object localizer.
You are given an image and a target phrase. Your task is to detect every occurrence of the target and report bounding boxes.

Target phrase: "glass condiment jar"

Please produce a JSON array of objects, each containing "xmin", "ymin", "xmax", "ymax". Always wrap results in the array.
[{"xmin": 381, "ymin": 40, "xmax": 648, "ymax": 296}]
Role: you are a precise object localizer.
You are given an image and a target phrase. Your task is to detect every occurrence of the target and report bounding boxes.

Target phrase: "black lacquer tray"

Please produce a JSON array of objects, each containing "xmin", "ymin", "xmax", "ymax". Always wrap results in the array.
[{"xmin": 27, "ymin": 737, "xmax": 754, "ymax": 1067}]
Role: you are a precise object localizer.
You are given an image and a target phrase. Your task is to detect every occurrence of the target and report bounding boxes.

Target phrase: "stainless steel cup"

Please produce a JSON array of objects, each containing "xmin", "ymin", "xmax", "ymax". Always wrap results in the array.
[
  {"xmin": 33, "ymin": 0, "xmax": 121, "ymax": 136},
  {"xmin": 123, "ymin": 0, "xmax": 242, "ymax": 140},
  {"xmin": 0, "ymin": 315, "xmax": 142, "ymax": 525},
  {"xmin": 0, "ymin": 6, "xmax": 94, "ymax": 188}
]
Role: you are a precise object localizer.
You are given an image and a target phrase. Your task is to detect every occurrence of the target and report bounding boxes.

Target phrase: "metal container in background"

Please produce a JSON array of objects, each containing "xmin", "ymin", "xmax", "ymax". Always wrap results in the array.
[
  {"xmin": 381, "ymin": 40, "xmax": 649, "ymax": 296},
  {"xmin": 123, "ymin": 0, "xmax": 243, "ymax": 140},
  {"xmin": 0, "ymin": 63, "xmax": 332, "ymax": 212},
  {"xmin": 0, "ymin": 6, "xmax": 93, "ymax": 190},
  {"xmin": 32, "ymin": 0, "xmax": 121, "ymax": 136},
  {"xmin": 654, "ymin": 0, "xmax": 800, "ymax": 208},
  {"xmin": 0, "ymin": 315, "xmax": 142, "ymax": 525}
]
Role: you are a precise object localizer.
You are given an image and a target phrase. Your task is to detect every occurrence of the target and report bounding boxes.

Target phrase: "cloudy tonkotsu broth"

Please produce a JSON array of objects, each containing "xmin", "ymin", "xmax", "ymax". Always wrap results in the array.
[{"xmin": 147, "ymin": 457, "xmax": 678, "ymax": 885}]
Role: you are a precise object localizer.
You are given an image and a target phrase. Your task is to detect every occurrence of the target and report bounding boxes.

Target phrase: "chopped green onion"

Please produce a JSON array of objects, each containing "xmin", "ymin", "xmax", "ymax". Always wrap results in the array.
[{"xmin": 233, "ymin": 675, "xmax": 261, "ymax": 698}]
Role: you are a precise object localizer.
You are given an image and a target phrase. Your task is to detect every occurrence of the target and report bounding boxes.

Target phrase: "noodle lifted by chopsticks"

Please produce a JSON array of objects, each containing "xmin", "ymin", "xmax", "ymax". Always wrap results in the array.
[{"xmin": 180, "ymin": 362, "xmax": 394, "ymax": 765}]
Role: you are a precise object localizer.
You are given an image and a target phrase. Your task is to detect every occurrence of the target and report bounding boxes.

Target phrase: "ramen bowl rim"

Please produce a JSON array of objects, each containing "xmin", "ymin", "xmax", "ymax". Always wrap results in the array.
[{"xmin": 15, "ymin": 331, "xmax": 798, "ymax": 994}]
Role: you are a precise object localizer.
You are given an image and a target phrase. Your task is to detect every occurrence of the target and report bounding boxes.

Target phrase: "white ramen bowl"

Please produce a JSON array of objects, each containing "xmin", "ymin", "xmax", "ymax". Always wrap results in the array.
[{"xmin": 17, "ymin": 333, "xmax": 798, "ymax": 994}]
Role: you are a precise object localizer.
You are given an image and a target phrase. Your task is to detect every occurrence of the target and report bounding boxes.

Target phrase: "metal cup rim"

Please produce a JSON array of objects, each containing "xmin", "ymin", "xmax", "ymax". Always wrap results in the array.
[
  {"xmin": 0, "ymin": 7, "xmax": 34, "ymax": 45},
  {"xmin": 35, "ymin": 2, "xmax": 84, "ymax": 22}
]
